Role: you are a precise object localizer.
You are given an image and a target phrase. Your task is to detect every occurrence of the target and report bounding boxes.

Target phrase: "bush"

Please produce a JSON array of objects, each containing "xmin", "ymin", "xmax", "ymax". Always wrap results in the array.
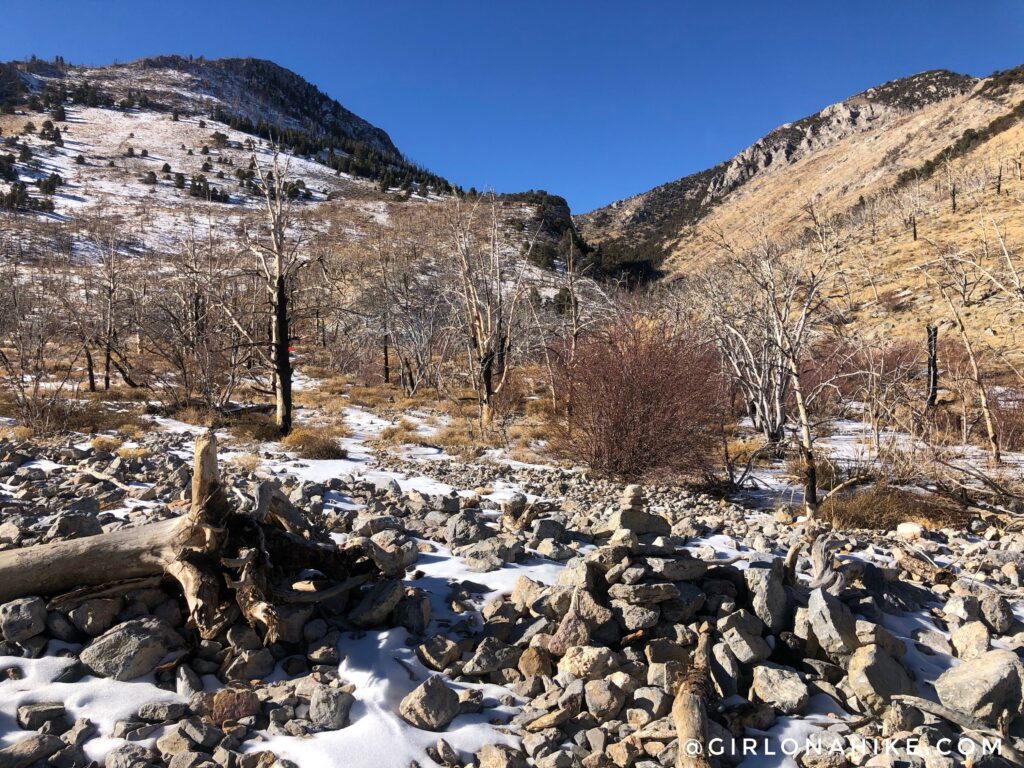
[
  {"xmin": 90, "ymin": 435, "xmax": 122, "ymax": 453},
  {"xmin": 280, "ymin": 427, "xmax": 348, "ymax": 459},
  {"xmin": 553, "ymin": 318, "xmax": 725, "ymax": 481},
  {"xmin": 821, "ymin": 484, "xmax": 967, "ymax": 530}
]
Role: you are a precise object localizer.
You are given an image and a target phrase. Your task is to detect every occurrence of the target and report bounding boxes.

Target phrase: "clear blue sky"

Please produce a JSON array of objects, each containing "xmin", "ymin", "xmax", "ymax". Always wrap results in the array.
[{"xmin": 3, "ymin": 1, "xmax": 1023, "ymax": 212}]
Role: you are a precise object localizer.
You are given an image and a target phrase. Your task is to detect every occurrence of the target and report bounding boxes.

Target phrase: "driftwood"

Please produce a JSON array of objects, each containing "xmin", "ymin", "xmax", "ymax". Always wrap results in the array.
[
  {"xmin": 672, "ymin": 624, "xmax": 713, "ymax": 768},
  {"xmin": 0, "ymin": 431, "xmax": 389, "ymax": 644}
]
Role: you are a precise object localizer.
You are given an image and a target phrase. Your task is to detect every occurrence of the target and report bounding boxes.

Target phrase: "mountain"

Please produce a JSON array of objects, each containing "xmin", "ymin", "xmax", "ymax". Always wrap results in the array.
[
  {"xmin": 0, "ymin": 55, "xmax": 579, "ymax": 280},
  {"xmin": 0, "ymin": 54, "xmax": 448, "ymax": 190},
  {"xmin": 576, "ymin": 67, "xmax": 1024, "ymax": 278}
]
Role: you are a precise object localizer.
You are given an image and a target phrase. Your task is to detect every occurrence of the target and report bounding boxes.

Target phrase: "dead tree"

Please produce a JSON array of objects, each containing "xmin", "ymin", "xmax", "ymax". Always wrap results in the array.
[
  {"xmin": 672, "ymin": 625, "xmax": 713, "ymax": 768},
  {"xmin": 926, "ymin": 325, "xmax": 939, "ymax": 407},
  {"xmin": 0, "ymin": 432, "xmax": 394, "ymax": 642},
  {"xmin": 444, "ymin": 193, "xmax": 534, "ymax": 425}
]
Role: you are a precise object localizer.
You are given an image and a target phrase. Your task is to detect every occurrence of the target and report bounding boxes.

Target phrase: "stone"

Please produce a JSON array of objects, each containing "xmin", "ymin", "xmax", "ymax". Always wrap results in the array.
[
  {"xmin": 105, "ymin": 742, "xmax": 159, "ymax": 768},
  {"xmin": 0, "ymin": 597, "xmax": 46, "ymax": 643},
  {"xmin": 399, "ymin": 675, "xmax": 459, "ymax": 731},
  {"xmin": 547, "ymin": 590, "xmax": 591, "ymax": 656},
  {"xmin": 0, "ymin": 734, "xmax": 64, "ymax": 767},
  {"xmin": 607, "ymin": 583, "xmax": 679, "ymax": 604},
  {"xmin": 416, "ymin": 635, "xmax": 460, "ymax": 672},
  {"xmin": 557, "ymin": 646, "xmax": 619, "ymax": 680},
  {"xmin": 462, "ymin": 637, "xmax": 520, "ymax": 675},
  {"xmin": 80, "ymin": 618, "xmax": 183, "ymax": 681},
  {"xmin": 951, "ymin": 621, "xmax": 990, "ymax": 660},
  {"xmin": 209, "ymin": 689, "xmax": 260, "ymax": 725},
  {"xmin": 477, "ymin": 744, "xmax": 529, "ymax": 768},
  {"xmin": 584, "ymin": 679, "xmax": 625, "ymax": 720},
  {"xmin": 222, "ymin": 649, "xmax": 276, "ymax": 682},
  {"xmin": 745, "ymin": 566, "xmax": 789, "ymax": 634},
  {"xmin": 309, "ymin": 685, "xmax": 355, "ymax": 730},
  {"xmin": 723, "ymin": 626, "xmax": 771, "ymax": 664},
  {"xmin": 847, "ymin": 644, "xmax": 915, "ymax": 714},
  {"xmin": 980, "ymin": 593, "xmax": 1014, "ymax": 634},
  {"xmin": 16, "ymin": 702, "xmax": 67, "ymax": 730},
  {"xmin": 603, "ymin": 508, "xmax": 670, "ymax": 537},
  {"xmin": 68, "ymin": 599, "xmax": 122, "ymax": 637},
  {"xmin": 518, "ymin": 646, "xmax": 553, "ymax": 678},
  {"xmin": 807, "ymin": 589, "xmax": 860, "ymax": 659},
  {"xmin": 934, "ymin": 649, "xmax": 1024, "ymax": 727},
  {"xmin": 350, "ymin": 580, "xmax": 403, "ymax": 627},
  {"xmin": 751, "ymin": 665, "xmax": 809, "ymax": 714}
]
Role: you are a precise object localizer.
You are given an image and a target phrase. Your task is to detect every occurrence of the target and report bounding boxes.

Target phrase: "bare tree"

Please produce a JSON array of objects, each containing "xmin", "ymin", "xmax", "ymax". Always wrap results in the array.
[{"xmin": 444, "ymin": 193, "xmax": 533, "ymax": 425}]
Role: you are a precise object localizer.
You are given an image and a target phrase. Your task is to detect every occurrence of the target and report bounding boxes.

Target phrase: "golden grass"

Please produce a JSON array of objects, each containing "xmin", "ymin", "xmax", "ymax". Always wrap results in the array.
[
  {"xmin": 116, "ymin": 446, "xmax": 151, "ymax": 460},
  {"xmin": 91, "ymin": 435, "xmax": 122, "ymax": 453},
  {"xmin": 822, "ymin": 484, "xmax": 968, "ymax": 530},
  {"xmin": 5, "ymin": 425, "xmax": 35, "ymax": 442},
  {"xmin": 280, "ymin": 426, "xmax": 348, "ymax": 460},
  {"xmin": 376, "ymin": 418, "xmax": 422, "ymax": 446},
  {"xmin": 226, "ymin": 453, "xmax": 261, "ymax": 472},
  {"xmin": 227, "ymin": 413, "xmax": 281, "ymax": 444}
]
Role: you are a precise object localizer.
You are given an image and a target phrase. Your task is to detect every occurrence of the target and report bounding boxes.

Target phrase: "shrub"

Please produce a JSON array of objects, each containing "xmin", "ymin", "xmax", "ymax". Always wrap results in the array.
[
  {"xmin": 552, "ymin": 318, "xmax": 724, "ymax": 481},
  {"xmin": 280, "ymin": 427, "xmax": 348, "ymax": 459},
  {"xmin": 90, "ymin": 435, "xmax": 122, "ymax": 453},
  {"xmin": 821, "ymin": 484, "xmax": 967, "ymax": 530},
  {"xmin": 116, "ymin": 446, "xmax": 151, "ymax": 460}
]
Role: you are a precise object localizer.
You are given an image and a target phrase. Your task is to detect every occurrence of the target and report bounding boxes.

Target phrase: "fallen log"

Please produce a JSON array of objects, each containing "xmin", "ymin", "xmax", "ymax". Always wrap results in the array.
[
  {"xmin": 672, "ymin": 623, "xmax": 713, "ymax": 768},
  {"xmin": 0, "ymin": 430, "xmax": 388, "ymax": 645}
]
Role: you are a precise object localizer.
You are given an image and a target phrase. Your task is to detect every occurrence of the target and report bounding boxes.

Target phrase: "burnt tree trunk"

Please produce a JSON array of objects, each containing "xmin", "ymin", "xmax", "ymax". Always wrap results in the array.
[{"xmin": 926, "ymin": 324, "xmax": 939, "ymax": 408}]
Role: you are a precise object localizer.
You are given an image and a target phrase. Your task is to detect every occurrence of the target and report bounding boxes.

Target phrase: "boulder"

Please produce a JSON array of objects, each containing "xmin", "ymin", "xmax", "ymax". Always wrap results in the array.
[
  {"xmin": 745, "ymin": 565, "xmax": 789, "ymax": 634},
  {"xmin": 847, "ymin": 644, "xmax": 915, "ymax": 714},
  {"xmin": 807, "ymin": 589, "xmax": 860, "ymax": 659},
  {"xmin": 399, "ymin": 675, "xmax": 459, "ymax": 731},
  {"xmin": 0, "ymin": 597, "xmax": 46, "ymax": 643},
  {"xmin": 934, "ymin": 649, "xmax": 1024, "ymax": 727},
  {"xmin": 309, "ymin": 684, "xmax": 355, "ymax": 730},
  {"xmin": 751, "ymin": 665, "xmax": 809, "ymax": 714},
  {"xmin": 80, "ymin": 618, "xmax": 183, "ymax": 681}
]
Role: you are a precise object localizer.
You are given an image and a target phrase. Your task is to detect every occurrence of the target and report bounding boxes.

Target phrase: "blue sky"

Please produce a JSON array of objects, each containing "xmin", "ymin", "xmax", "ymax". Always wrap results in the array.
[{"xmin": 2, "ymin": 1, "xmax": 1022, "ymax": 212}]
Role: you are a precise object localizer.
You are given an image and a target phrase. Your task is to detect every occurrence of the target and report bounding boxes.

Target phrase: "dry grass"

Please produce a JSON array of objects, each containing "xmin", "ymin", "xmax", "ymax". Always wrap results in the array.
[
  {"xmin": 116, "ymin": 446, "xmax": 151, "ymax": 460},
  {"xmin": 376, "ymin": 418, "xmax": 423, "ymax": 446},
  {"xmin": 280, "ymin": 426, "xmax": 348, "ymax": 460},
  {"xmin": 821, "ymin": 484, "xmax": 968, "ymax": 530},
  {"xmin": 227, "ymin": 413, "xmax": 281, "ymax": 444},
  {"xmin": 226, "ymin": 453, "xmax": 261, "ymax": 472},
  {"xmin": 5, "ymin": 425, "xmax": 35, "ymax": 442},
  {"xmin": 65, "ymin": 402, "xmax": 149, "ymax": 436},
  {"xmin": 90, "ymin": 435, "xmax": 122, "ymax": 453}
]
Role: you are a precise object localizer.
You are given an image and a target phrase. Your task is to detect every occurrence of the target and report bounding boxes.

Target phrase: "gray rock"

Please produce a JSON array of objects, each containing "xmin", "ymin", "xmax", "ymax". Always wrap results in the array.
[
  {"xmin": 399, "ymin": 675, "xmax": 459, "ymax": 731},
  {"xmin": 934, "ymin": 649, "xmax": 1024, "ymax": 727},
  {"xmin": 583, "ymin": 679, "xmax": 625, "ymax": 720},
  {"xmin": 807, "ymin": 588, "xmax": 860, "ymax": 659},
  {"xmin": 462, "ymin": 637, "xmax": 520, "ymax": 675},
  {"xmin": 68, "ymin": 598, "xmax": 122, "ymax": 637},
  {"xmin": 16, "ymin": 702, "xmax": 66, "ymax": 730},
  {"xmin": 80, "ymin": 618, "xmax": 183, "ymax": 681},
  {"xmin": 751, "ymin": 665, "xmax": 809, "ymax": 714},
  {"xmin": 309, "ymin": 684, "xmax": 355, "ymax": 730},
  {"xmin": 723, "ymin": 626, "xmax": 770, "ymax": 664},
  {"xmin": 350, "ymin": 580, "xmax": 404, "ymax": 627},
  {"xmin": 223, "ymin": 649, "xmax": 276, "ymax": 681},
  {"xmin": 745, "ymin": 565, "xmax": 789, "ymax": 634},
  {"xmin": 0, "ymin": 597, "xmax": 46, "ymax": 643},
  {"xmin": 0, "ymin": 734, "xmax": 65, "ymax": 767},
  {"xmin": 980, "ymin": 593, "xmax": 1014, "ymax": 634},
  {"xmin": 847, "ymin": 644, "xmax": 915, "ymax": 714}
]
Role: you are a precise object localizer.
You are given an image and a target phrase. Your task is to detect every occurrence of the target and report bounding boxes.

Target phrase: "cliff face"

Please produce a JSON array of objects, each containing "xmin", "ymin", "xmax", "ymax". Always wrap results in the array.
[{"xmin": 575, "ymin": 69, "xmax": 982, "ymax": 271}]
